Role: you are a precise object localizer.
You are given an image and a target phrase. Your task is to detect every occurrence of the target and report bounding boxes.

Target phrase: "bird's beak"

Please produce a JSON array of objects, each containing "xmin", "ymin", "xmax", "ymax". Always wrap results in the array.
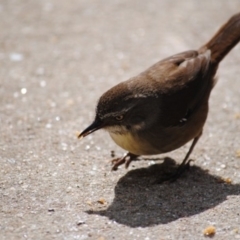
[{"xmin": 78, "ymin": 118, "xmax": 103, "ymax": 139}]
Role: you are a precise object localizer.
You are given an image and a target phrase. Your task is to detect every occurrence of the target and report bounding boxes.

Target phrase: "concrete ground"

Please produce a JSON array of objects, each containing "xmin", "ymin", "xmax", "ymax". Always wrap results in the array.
[{"xmin": 1, "ymin": 0, "xmax": 240, "ymax": 239}]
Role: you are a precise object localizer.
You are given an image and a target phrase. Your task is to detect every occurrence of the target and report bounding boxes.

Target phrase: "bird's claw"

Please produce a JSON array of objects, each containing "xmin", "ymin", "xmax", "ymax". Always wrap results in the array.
[
  {"xmin": 111, "ymin": 153, "xmax": 138, "ymax": 171},
  {"xmin": 156, "ymin": 159, "xmax": 194, "ymax": 184}
]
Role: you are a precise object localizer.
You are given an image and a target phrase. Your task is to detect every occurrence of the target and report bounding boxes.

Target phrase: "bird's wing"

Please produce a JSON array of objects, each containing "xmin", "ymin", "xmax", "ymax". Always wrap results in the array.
[{"xmin": 145, "ymin": 50, "xmax": 216, "ymax": 127}]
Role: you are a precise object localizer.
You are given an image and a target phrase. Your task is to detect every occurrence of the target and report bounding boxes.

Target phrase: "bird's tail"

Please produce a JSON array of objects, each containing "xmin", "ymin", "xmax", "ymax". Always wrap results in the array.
[{"xmin": 199, "ymin": 13, "xmax": 240, "ymax": 64}]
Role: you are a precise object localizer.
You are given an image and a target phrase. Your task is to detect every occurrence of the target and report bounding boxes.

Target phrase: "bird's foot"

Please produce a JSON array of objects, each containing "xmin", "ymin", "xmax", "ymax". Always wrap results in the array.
[
  {"xmin": 156, "ymin": 159, "xmax": 194, "ymax": 183},
  {"xmin": 111, "ymin": 152, "xmax": 138, "ymax": 171}
]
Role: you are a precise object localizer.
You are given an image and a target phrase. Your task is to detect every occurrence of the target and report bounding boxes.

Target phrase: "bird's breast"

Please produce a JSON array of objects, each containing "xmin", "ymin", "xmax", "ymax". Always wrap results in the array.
[{"xmin": 109, "ymin": 131, "xmax": 161, "ymax": 155}]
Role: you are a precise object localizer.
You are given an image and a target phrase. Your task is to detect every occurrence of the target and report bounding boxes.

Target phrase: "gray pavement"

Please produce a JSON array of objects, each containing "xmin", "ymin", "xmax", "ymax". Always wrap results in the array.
[{"xmin": 1, "ymin": 1, "xmax": 240, "ymax": 239}]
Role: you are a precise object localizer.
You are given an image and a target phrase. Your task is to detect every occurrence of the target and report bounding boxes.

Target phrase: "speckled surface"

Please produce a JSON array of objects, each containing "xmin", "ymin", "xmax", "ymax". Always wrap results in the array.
[{"xmin": 1, "ymin": 1, "xmax": 240, "ymax": 239}]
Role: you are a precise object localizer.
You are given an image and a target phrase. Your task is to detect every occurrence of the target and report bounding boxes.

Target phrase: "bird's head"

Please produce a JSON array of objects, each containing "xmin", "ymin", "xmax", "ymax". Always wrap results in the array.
[{"xmin": 78, "ymin": 80, "xmax": 160, "ymax": 139}]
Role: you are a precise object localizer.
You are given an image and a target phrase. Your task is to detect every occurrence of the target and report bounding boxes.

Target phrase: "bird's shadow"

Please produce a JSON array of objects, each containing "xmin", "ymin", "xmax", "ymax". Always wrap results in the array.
[{"xmin": 86, "ymin": 157, "xmax": 240, "ymax": 227}]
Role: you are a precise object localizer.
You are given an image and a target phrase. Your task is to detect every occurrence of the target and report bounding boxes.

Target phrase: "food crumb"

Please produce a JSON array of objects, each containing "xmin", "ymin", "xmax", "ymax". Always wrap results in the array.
[
  {"xmin": 97, "ymin": 198, "xmax": 106, "ymax": 205},
  {"xmin": 234, "ymin": 228, "xmax": 239, "ymax": 234},
  {"xmin": 217, "ymin": 177, "xmax": 232, "ymax": 184},
  {"xmin": 234, "ymin": 113, "xmax": 240, "ymax": 119},
  {"xmin": 86, "ymin": 201, "xmax": 93, "ymax": 206},
  {"xmin": 97, "ymin": 237, "xmax": 105, "ymax": 240},
  {"xmin": 222, "ymin": 177, "xmax": 232, "ymax": 184},
  {"xmin": 203, "ymin": 226, "xmax": 216, "ymax": 237},
  {"xmin": 236, "ymin": 150, "xmax": 240, "ymax": 158},
  {"xmin": 76, "ymin": 131, "xmax": 81, "ymax": 138}
]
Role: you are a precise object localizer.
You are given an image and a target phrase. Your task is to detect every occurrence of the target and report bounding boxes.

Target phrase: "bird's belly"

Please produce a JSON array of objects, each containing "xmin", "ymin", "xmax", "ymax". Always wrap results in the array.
[
  {"xmin": 109, "ymin": 132, "xmax": 161, "ymax": 155},
  {"xmin": 109, "ymin": 102, "xmax": 208, "ymax": 156}
]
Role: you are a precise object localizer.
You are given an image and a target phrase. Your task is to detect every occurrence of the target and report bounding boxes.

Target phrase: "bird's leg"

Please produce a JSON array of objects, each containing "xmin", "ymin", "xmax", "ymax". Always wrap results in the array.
[
  {"xmin": 111, "ymin": 152, "xmax": 139, "ymax": 171},
  {"xmin": 159, "ymin": 131, "xmax": 202, "ymax": 183}
]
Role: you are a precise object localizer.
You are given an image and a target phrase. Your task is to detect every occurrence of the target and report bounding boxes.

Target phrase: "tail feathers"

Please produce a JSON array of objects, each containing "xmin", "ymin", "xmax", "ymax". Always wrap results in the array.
[{"xmin": 200, "ymin": 13, "xmax": 240, "ymax": 64}]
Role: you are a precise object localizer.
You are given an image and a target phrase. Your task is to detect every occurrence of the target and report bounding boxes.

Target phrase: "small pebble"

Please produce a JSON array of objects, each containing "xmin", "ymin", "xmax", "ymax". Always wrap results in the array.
[
  {"xmin": 21, "ymin": 88, "xmax": 27, "ymax": 94},
  {"xmin": 40, "ymin": 80, "xmax": 46, "ymax": 87},
  {"xmin": 111, "ymin": 150, "xmax": 115, "ymax": 157},
  {"xmin": 45, "ymin": 123, "xmax": 52, "ymax": 129},
  {"xmin": 48, "ymin": 208, "xmax": 55, "ymax": 212},
  {"xmin": 86, "ymin": 201, "xmax": 92, "ymax": 206},
  {"xmin": 10, "ymin": 53, "xmax": 23, "ymax": 61},
  {"xmin": 76, "ymin": 220, "xmax": 85, "ymax": 226}
]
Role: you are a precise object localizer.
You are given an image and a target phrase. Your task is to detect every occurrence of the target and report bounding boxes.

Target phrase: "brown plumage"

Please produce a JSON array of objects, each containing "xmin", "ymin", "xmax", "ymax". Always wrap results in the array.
[{"xmin": 79, "ymin": 13, "xmax": 240, "ymax": 181}]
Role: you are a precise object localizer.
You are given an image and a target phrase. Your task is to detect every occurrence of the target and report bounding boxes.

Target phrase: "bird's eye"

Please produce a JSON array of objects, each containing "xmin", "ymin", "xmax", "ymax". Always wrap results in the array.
[{"xmin": 115, "ymin": 115, "xmax": 124, "ymax": 121}]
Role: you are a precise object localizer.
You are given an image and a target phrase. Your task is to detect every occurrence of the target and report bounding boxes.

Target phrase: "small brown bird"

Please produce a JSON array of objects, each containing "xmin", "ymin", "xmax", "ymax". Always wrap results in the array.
[{"xmin": 78, "ymin": 13, "xmax": 240, "ymax": 180}]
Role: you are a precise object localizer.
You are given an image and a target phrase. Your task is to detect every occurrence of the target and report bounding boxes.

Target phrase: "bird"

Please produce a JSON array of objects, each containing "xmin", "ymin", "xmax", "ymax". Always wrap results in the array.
[{"xmin": 78, "ymin": 13, "xmax": 240, "ymax": 181}]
